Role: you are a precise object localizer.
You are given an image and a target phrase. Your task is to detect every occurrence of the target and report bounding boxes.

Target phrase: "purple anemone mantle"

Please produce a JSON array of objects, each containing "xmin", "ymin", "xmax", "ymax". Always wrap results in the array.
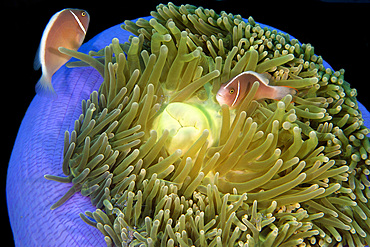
[{"xmin": 7, "ymin": 16, "xmax": 370, "ymax": 246}]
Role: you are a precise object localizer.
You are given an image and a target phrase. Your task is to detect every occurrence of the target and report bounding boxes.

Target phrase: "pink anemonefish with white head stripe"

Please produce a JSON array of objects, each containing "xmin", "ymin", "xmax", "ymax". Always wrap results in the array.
[
  {"xmin": 216, "ymin": 71, "xmax": 297, "ymax": 108},
  {"xmin": 34, "ymin": 8, "xmax": 90, "ymax": 98}
]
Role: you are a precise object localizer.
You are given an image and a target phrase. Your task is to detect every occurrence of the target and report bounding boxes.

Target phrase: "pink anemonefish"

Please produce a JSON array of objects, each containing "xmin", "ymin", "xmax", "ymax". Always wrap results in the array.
[
  {"xmin": 216, "ymin": 71, "xmax": 297, "ymax": 108},
  {"xmin": 34, "ymin": 8, "xmax": 90, "ymax": 98}
]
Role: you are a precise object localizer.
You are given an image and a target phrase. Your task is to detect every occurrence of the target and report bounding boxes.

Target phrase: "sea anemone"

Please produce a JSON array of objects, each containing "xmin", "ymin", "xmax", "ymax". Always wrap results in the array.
[{"xmin": 9, "ymin": 3, "xmax": 370, "ymax": 246}]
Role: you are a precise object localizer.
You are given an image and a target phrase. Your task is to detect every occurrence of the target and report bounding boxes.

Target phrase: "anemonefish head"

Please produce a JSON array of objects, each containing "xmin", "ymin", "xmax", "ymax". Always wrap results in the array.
[
  {"xmin": 68, "ymin": 9, "xmax": 90, "ymax": 35},
  {"xmin": 216, "ymin": 79, "xmax": 241, "ymax": 108}
]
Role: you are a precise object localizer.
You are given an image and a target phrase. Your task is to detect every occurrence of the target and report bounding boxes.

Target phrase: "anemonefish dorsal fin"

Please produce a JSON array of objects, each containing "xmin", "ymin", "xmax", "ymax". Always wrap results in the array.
[
  {"xmin": 33, "ymin": 8, "xmax": 90, "ymax": 98},
  {"xmin": 33, "ymin": 45, "xmax": 42, "ymax": 70},
  {"xmin": 241, "ymin": 71, "xmax": 270, "ymax": 85}
]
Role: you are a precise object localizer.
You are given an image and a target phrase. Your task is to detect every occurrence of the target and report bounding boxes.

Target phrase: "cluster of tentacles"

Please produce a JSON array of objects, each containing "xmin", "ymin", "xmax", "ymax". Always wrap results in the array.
[{"xmin": 45, "ymin": 3, "xmax": 370, "ymax": 246}]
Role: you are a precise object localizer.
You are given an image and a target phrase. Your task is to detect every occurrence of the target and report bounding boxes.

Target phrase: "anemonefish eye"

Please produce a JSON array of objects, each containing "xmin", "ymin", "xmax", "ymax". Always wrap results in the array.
[
  {"xmin": 229, "ymin": 89, "xmax": 235, "ymax": 94},
  {"xmin": 81, "ymin": 11, "xmax": 86, "ymax": 17}
]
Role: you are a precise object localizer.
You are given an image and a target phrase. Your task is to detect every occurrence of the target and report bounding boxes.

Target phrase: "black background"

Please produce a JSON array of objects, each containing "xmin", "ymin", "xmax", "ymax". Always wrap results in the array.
[{"xmin": 3, "ymin": 0, "xmax": 370, "ymax": 245}]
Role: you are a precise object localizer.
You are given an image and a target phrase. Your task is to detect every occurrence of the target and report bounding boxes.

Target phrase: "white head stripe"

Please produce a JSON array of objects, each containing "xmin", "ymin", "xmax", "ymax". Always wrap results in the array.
[
  {"xmin": 231, "ymin": 80, "xmax": 240, "ymax": 107},
  {"xmin": 69, "ymin": 10, "xmax": 86, "ymax": 34}
]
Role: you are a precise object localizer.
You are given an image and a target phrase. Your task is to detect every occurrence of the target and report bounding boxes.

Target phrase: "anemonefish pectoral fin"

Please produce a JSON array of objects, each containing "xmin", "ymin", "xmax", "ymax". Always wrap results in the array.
[
  {"xmin": 35, "ymin": 74, "xmax": 57, "ymax": 99},
  {"xmin": 272, "ymin": 85, "xmax": 297, "ymax": 100}
]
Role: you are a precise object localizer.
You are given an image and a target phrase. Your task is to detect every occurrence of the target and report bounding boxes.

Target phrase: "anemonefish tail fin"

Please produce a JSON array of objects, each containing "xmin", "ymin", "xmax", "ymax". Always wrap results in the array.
[
  {"xmin": 35, "ymin": 74, "xmax": 57, "ymax": 98},
  {"xmin": 273, "ymin": 86, "xmax": 297, "ymax": 100}
]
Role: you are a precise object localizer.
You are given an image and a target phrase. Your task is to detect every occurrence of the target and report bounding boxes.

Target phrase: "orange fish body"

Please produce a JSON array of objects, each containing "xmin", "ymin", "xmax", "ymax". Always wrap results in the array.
[
  {"xmin": 216, "ymin": 71, "xmax": 297, "ymax": 108},
  {"xmin": 34, "ymin": 9, "xmax": 90, "ymax": 97}
]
